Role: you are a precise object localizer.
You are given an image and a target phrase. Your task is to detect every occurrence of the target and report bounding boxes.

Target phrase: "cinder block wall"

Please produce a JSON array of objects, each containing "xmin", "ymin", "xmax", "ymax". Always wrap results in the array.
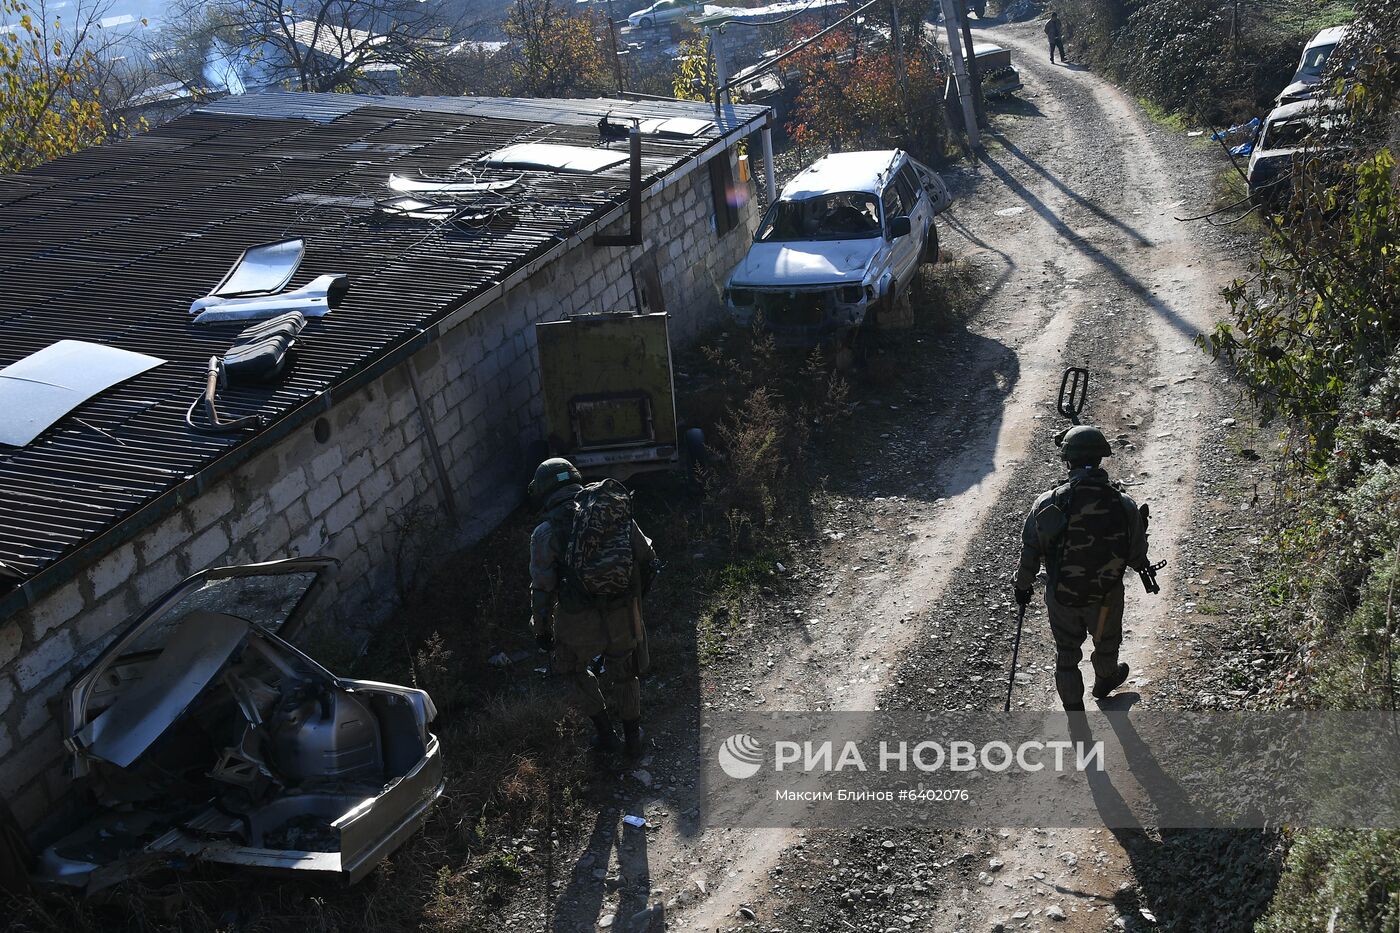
[{"xmin": 0, "ymin": 150, "xmax": 759, "ymax": 835}]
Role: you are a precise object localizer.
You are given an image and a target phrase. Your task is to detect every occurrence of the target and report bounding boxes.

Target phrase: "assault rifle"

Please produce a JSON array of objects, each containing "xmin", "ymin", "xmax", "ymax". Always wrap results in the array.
[{"xmin": 1136, "ymin": 503, "xmax": 1167, "ymax": 594}]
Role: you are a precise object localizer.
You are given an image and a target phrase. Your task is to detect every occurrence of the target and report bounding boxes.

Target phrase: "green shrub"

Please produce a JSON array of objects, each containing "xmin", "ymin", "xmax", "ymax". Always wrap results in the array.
[{"xmin": 1260, "ymin": 829, "xmax": 1400, "ymax": 932}]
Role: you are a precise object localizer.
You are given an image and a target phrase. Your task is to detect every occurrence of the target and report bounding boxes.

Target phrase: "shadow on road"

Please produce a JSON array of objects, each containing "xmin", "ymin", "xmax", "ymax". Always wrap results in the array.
[
  {"xmin": 1068, "ymin": 711, "xmax": 1281, "ymax": 930},
  {"xmin": 976, "ymin": 143, "xmax": 1202, "ymax": 342},
  {"xmin": 549, "ymin": 801, "xmax": 662, "ymax": 932}
]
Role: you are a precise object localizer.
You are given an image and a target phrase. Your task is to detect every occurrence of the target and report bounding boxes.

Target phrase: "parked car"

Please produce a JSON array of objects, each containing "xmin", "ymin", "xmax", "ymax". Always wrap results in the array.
[
  {"xmin": 974, "ymin": 43, "xmax": 1023, "ymax": 97},
  {"xmin": 723, "ymin": 149, "xmax": 951, "ymax": 348},
  {"xmin": 1275, "ymin": 24, "xmax": 1350, "ymax": 105},
  {"xmin": 35, "ymin": 558, "xmax": 444, "ymax": 893},
  {"xmin": 1247, "ymin": 98, "xmax": 1347, "ymax": 204},
  {"xmin": 627, "ymin": 0, "xmax": 698, "ymax": 28}
]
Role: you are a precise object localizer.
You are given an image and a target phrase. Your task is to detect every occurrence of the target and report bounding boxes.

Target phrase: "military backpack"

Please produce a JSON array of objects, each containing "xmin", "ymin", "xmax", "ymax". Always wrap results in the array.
[
  {"xmin": 559, "ymin": 478, "xmax": 636, "ymax": 609},
  {"xmin": 1040, "ymin": 476, "xmax": 1131, "ymax": 607}
]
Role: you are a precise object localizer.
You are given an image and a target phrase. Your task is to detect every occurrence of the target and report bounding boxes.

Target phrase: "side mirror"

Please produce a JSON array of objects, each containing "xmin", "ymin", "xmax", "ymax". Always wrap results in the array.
[{"xmin": 888, "ymin": 216, "xmax": 912, "ymax": 238}]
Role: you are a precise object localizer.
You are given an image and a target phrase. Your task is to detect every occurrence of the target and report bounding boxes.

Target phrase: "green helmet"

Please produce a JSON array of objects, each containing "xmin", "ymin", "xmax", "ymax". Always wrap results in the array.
[
  {"xmin": 528, "ymin": 457, "xmax": 582, "ymax": 504},
  {"xmin": 1059, "ymin": 425, "xmax": 1113, "ymax": 464}
]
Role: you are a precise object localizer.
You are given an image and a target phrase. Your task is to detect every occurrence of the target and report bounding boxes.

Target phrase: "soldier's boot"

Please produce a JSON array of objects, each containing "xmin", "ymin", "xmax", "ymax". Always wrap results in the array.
[
  {"xmin": 590, "ymin": 713, "xmax": 620, "ymax": 753},
  {"xmin": 1055, "ymin": 668, "xmax": 1085, "ymax": 712},
  {"xmin": 623, "ymin": 719, "xmax": 644, "ymax": 759},
  {"xmin": 1091, "ymin": 663, "xmax": 1130, "ymax": 700}
]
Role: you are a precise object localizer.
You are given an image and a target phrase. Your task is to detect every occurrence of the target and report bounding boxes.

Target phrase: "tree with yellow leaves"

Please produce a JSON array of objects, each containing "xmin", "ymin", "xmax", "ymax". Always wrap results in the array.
[
  {"xmin": 1, "ymin": 0, "xmax": 113, "ymax": 172},
  {"xmin": 503, "ymin": 0, "xmax": 611, "ymax": 98}
]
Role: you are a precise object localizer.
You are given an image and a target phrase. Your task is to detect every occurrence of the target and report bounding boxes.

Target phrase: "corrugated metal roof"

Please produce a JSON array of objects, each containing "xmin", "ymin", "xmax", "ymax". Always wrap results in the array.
[{"xmin": 0, "ymin": 92, "xmax": 769, "ymax": 613}]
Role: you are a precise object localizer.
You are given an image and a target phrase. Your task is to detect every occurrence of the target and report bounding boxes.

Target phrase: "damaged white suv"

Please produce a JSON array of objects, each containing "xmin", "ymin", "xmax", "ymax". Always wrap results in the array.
[
  {"xmin": 723, "ymin": 149, "xmax": 951, "ymax": 347},
  {"xmin": 36, "ymin": 558, "xmax": 443, "ymax": 892}
]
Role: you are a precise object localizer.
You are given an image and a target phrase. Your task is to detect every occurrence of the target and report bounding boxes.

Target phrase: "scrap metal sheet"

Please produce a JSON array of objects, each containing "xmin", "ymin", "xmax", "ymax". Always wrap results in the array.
[{"xmin": 0, "ymin": 340, "xmax": 165, "ymax": 447}]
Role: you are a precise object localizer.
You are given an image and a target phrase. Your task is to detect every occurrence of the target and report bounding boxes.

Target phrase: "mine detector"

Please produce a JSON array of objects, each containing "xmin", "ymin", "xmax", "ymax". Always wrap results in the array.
[{"xmin": 533, "ymin": 310, "xmax": 704, "ymax": 480}]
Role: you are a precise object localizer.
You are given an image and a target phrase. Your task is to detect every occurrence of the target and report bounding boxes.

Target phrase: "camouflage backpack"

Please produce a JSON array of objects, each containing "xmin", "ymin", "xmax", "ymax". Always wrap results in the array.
[
  {"xmin": 1044, "ymin": 477, "xmax": 1130, "ymax": 607},
  {"xmin": 559, "ymin": 479, "xmax": 636, "ymax": 608}
]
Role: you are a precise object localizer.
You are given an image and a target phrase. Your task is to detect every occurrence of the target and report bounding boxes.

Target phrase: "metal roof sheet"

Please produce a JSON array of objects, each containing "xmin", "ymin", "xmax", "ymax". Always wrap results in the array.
[{"xmin": 0, "ymin": 92, "xmax": 769, "ymax": 611}]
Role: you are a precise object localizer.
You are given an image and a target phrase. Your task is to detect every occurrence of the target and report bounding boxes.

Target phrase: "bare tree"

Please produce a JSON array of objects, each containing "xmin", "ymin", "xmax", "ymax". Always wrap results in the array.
[
  {"xmin": 502, "ymin": 0, "xmax": 610, "ymax": 98},
  {"xmin": 157, "ymin": 0, "xmax": 454, "ymax": 95}
]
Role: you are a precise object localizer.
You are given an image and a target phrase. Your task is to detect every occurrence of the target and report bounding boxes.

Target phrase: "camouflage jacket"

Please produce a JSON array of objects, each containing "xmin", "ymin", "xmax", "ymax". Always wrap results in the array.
[{"xmin": 1013, "ymin": 467, "xmax": 1148, "ymax": 600}]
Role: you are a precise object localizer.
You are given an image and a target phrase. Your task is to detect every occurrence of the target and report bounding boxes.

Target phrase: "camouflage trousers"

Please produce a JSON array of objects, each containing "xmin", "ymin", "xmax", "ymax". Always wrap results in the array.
[
  {"xmin": 1045, "ymin": 585, "xmax": 1124, "ymax": 710},
  {"xmin": 551, "ymin": 601, "xmax": 646, "ymax": 721}
]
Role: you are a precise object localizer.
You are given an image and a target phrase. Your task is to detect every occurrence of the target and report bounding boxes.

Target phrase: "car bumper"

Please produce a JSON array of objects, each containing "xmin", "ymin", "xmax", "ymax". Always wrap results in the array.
[{"xmin": 726, "ymin": 286, "xmax": 870, "ymax": 346}]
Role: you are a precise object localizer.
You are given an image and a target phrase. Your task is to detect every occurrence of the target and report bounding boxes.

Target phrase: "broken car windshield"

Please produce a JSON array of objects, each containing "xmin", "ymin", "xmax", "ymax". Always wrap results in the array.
[
  {"xmin": 755, "ymin": 193, "xmax": 882, "ymax": 242},
  {"xmin": 1264, "ymin": 118, "xmax": 1320, "ymax": 150}
]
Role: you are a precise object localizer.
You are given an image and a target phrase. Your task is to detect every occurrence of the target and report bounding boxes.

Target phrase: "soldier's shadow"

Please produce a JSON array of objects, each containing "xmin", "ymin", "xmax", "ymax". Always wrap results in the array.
[
  {"xmin": 1073, "ymin": 700, "xmax": 1279, "ymax": 929},
  {"xmin": 548, "ymin": 797, "xmax": 661, "ymax": 932}
]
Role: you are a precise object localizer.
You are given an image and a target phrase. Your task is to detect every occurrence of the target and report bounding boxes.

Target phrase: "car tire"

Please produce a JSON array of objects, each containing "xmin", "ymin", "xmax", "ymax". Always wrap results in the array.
[
  {"xmin": 641, "ymin": 16, "xmax": 653, "ymax": 27},
  {"xmin": 923, "ymin": 224, "xmax": 940, "ymax": 265}
]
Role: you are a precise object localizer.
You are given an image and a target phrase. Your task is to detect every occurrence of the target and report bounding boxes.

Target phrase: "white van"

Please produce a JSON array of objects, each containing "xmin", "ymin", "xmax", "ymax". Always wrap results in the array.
[{"xmin": 1276, "ymin": 25, "xmax": 1349, "ymax": 105}]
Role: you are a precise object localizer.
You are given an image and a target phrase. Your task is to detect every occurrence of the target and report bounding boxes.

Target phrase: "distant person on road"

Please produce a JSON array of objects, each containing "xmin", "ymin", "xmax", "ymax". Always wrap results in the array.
[
  {"xmin": 529, "ymin": 458, "xmax": 658, "ymax": 758},
  {"xmin": 1046, "ymin": 11, "xmax": 1067, "ymax": 63},
  {"xmin": 1012, "ymin": 427, "xmax": 1148, "ymax": 711}
]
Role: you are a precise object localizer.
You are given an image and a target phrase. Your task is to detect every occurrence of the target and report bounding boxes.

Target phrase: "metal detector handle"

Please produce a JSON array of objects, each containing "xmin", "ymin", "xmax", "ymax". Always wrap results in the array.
[{"xmin": 1058, "ymin": 367, "xmax": 1089, "ymax": 425}]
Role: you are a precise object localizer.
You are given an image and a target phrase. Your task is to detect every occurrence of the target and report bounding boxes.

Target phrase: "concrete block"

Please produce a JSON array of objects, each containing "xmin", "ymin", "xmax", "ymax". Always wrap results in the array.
[
  {"xmin": 307, "ymin": 476, "xmax": 343, "ymax": 518},
  {"xmin": 17, "ymin": 672, "xmax": 66, "ymax": 741},
  {"xmin": 282, "ymin": 499, "xmax": 312, "ymax": 536},
  {"xmin": 0, "ymin": 674, "xmax": 14, "ymax": 719},
  {"xmin": 15, "ymin": 630, "xmax": 75, "ymax": 692},
  {"xmin": 86, "ymin": 544, "xmax": 138, "ymax": 604},
  {"xmin": 338, "ymin": 453, "xmax": 373, "ymax": 491},
  {"xmin": 358, "ymin": 468, "xmax": 393, "ymax": 510},
  {"xmin": 288, "ymin": 521, "xmax": 328, "ymax": 558},
  {"xmin": 75, "ymin": 593, "xmax": 137, "ymax": 653},
  {"xmin": 230, "ymin": 499, "xmax": 272, "ymax": 546},
  {"xmin": 251, "ymin": 514, "xmax": 293, "ymax": 560},
  {"xmin": 0, "ymin": 722, "xmax": 61, "ymax": 796},
  {"xmin": 138, "ymin": 512, "xmax": 187, "ymax": 566},
  {"xmin": 324, "ymin": 491, "xmax": 363, "ymax": 538},
  {"xmin": 23, "ymin": 584, "xmax": 83, "ymax": 644},
  {"xmin": 0, "ymin": 620, "xmax": 21, "ymax": 670},
  {"xmin": 9, "ymin": 774, "xmax": 47, "ymax": 829},
  {"xmin": 185, "ymin": 523, "xmax": 232, "ymax": 573},
  {"xmin": 135, "ymin": 553, "xmax": 185, "ymax": 607},
  {"xmin": 0, "ymin": 723, "xmax": 11, "ymax": 762},
  {"xmin": 268, "ymin": 467, "xmax": 310, "ymax": 512},
  {"xmin": 310, "ymin": 446, "xmax": 345, "ymax": 483},
  {"xmin": 184, "ymin": 484, "xmax": 235, "ymax": 533}
]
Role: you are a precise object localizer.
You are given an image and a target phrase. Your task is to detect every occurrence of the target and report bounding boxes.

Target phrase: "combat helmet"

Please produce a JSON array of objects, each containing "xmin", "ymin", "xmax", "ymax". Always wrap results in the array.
[
  {"xmin": 529, "ymin": 457, "xmax": 583, "ymax": 504},
  {"xmin": 1059, "ymin": 425, "xmax": 1113, "ymax": 465}
]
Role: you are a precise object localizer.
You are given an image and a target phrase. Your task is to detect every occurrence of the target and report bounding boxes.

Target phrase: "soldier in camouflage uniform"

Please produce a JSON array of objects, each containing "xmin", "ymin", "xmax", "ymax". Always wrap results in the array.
[
  {"xmin": 1013, "ymin": 427, "xmax": 1148, "ymax": 710},
  {"xmin": 528, "ymin": 458, "xmax": 657, "ymax": 757}
]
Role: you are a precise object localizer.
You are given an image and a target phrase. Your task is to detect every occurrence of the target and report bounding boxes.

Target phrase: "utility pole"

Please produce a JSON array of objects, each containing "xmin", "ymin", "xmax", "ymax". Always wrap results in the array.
[
  {"xmin": 936, "ymin": 0, "xmax": 978, "ymax": 148},
  {"xmin": 889, "ymin": 0, "xmax": 909, "ymax": 120},
  {"xmin": 708, "ymin": 25, "xmax": 731, "ymax": 115},
  {"xmin": 957, "ymin": 4, "xmax": 986, "ymax": 127},
  {"xmin": 605, "ymin": 0, "xmax": 626, "ymax": 93}
]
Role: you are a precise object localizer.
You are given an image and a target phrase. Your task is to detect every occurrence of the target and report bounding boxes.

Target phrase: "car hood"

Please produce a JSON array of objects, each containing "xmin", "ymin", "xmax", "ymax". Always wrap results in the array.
[
  {"xmin": 1276, "ymin": 79, "xmax": 1319, "ymax": 103},
  {"xmin": 730, "ymin": 239, "xmax": 882, "ymax": 287}
]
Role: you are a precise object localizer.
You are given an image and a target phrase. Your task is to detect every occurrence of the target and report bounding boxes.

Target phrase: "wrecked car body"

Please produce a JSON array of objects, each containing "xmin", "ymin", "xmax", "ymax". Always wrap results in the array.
[
  {"xmin": 1246, "ymin": 98, "xmax": 1347, "ymax": 204},
  {"xmin": 974, "ymin": 44, "xmax": 1023, "ymax": 98},
  {"xmin": 723, "ymin": 150, "xmax": 951, "ymax": 348},
  {"xmin": 35, "ymin": 558, "xmax": 443, "ymax": 893}
]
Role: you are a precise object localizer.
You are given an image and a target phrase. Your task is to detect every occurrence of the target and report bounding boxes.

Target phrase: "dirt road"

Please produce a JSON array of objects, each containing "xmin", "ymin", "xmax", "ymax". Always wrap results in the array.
[{"xmin": 499, "ymin": 17, "xmax": 1272, "ymax": 933}]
